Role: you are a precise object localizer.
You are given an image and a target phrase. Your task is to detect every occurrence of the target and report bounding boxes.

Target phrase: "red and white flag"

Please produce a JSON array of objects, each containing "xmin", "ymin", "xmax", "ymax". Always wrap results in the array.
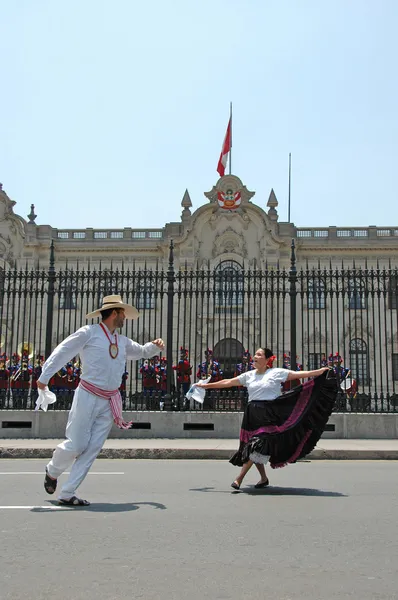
[{"xmin": 217, "ymin": 117, "xmax": 232, "ymax": 177}]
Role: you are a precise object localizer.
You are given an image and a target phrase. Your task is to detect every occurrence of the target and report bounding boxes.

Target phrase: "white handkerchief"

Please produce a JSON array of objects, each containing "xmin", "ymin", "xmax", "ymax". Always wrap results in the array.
[
  {"xmin": 185, "ymin": 377, "xmax": 211, "ymax": 405},
  {"xmin": 35, "ymin": 388, "xmax": 57, "ymax": 412}
]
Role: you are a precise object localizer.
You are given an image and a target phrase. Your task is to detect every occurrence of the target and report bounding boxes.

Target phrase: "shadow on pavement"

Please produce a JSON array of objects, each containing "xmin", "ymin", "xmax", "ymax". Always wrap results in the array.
[
  {"xmin": 31, "ymin": 501, "xmax": 167, "ymax": 513},
  {"xmin": 244, "ymin": 486, "xmax": 347, "ymax": 497},
  {"xmin": 190, "ymin": 486, "xmax": 347, "ymax": 497}
]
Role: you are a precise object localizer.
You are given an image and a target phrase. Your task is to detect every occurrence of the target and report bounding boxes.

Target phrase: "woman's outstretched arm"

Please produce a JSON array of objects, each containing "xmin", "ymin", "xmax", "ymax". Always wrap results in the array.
[
  {"xmin": 287, "ymin": 367, "xmax": 329, "ymax": 381},
  {"xmin": 196, "ymin": 377, "xmax": 243, "ymax": 389}
]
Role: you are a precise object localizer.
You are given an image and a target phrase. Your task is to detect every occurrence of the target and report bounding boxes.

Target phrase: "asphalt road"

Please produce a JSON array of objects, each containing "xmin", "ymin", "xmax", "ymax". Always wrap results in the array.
[{"xmin": 0, "ymin": 459, "xmax": 397, "ymax": 600}]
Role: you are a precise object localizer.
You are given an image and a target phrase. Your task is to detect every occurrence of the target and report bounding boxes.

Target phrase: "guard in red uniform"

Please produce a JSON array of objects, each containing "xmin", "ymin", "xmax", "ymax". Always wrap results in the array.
[
  {"xmin": 173, "ymin": 347, "xmax": 192, "ymax": 396},
  {"xmin": 197, "ymin": 349, "xmax": 223, "ymax": 382},
  {"xmin": 234, "ymin": 350, "xmax": 253, "ymax": 376},
  {"xmin": 31, "ymin": 354, "xmax": 45, "ymax": 406},
  {"xmin": 119, "ymin": 366, "xmax": 128, "ymax": 409},
  {"xmin": 10, "ymin": 352, "xmax": 32, "ymax": 408},
  {"xmin": 0, "ymin": 353, "xmax": 9, "ymax": 408},
  {"xmin": 172, "ymin": 348, "xmax": 193, "ymax": 410}
]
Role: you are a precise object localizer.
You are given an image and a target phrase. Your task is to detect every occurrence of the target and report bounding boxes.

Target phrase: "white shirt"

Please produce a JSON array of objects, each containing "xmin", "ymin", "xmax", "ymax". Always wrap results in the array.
[
  {"xmin": 237, "ymin": 368, "xmax": 289, "ymax": 402},
  {"xmin": 39, "ymin": 324, "xmax": 159, "ymax": 391}
]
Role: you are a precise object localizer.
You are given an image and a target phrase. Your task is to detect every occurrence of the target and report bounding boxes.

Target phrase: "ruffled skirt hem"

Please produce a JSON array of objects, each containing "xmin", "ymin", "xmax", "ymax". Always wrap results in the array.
[{"xmin": 229, "ymin": 371, "xmax": 337, "ymax": 469}]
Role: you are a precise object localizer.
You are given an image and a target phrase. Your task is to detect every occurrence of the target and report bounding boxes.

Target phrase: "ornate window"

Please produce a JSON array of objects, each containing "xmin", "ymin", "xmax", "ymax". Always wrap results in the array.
[
  {"xmin": 215, "ymin": 260, "xmax": 243, "ymax": 313},
  {"xmin": 392, "ymin": 353, "xmax": 398, "ymax": 381},
  {"xmin": 59, "ymin": 272, "xmax": 77, "ymax": 310},
  {"xmin": 59, "ymin": 287, "xmax": 76, "ymax": 310},
  {"xmin": 213, "ymin": 338, "xmax": 244, "ymax": 376},
  {"xmin": 135, "ymin": 271, "xmax": 155, "ymax": 310},
  {"xmin": 348, "ymin": 278, "xmax": 366, "ymax": 309},
  {"xmin": 135, "ymin": 282, "xmax": 155, "ymax": 310},
  {"xmin": 349, "ymin": 338, "xmax": 369, "ymax": 385},
  {"xmin": 308, "ymin": 278, "xmax": 325, "ymax": 309},
  {"xmin": 388, "ymin": 275, "xmax": 397, "ymax": 310}
]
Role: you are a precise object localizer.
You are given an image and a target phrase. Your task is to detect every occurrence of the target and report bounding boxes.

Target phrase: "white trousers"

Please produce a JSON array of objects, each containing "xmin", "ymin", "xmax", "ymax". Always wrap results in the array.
[{"xmin": 47, "ymin": 387, "xmax": 113, "ymax": 500}]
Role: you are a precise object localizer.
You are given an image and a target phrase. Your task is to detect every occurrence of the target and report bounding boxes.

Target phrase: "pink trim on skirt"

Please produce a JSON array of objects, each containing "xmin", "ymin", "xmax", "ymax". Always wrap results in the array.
[{"xmin": 240, "ymin": 379, "xmax": 315, "ymax": 443}]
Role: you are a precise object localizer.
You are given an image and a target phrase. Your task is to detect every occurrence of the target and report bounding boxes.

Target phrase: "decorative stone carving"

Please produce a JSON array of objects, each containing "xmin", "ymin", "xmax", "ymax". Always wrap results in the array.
[
  {"xmin": 181, "ymin": 189, "xmax": 192, "ymax": 222},
  {"xmin": 267, "ymin": 189, "xmax": 279, "ymax": 221},
  {"xmin": 0, "ymin": 186, "xmax": 26, "ymax": 267},
  {"xmin": 204, "ymin": 174, "xmax": 255, "ymax": 211},
  {"xmin": 211, "ymin": 227, "xmax": 248, "ymax": 258},
  {"xmin": 181, "ymin": 189, "xmax": 192, "ymax": 209},
  {"xmin": 27, "ymin": 204, "xmax": 37, "ymax": 224}
]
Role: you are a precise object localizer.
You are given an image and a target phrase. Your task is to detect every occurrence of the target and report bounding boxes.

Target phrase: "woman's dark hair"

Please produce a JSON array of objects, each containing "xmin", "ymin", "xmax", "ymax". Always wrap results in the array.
[
  {"xmin": 260, "ymin": 347, "xmax": 273, "ymax": 359},
  {"xmin": 101, "ymin": 307, "xmax": 122, "ymax": 320}
]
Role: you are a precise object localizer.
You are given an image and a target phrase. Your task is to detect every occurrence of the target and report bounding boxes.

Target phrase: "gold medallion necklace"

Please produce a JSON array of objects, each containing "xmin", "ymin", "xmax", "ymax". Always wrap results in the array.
[{"xmin": 100, "ymin": 323, "xmax": 119, "ymax": 359}]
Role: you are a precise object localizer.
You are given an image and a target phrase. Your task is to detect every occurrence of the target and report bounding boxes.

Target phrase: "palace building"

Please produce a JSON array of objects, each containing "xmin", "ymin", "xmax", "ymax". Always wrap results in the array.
[
  {"xmin": 0, "ymin": 175, "xmax": 397, "ymax": 410},
  {"xmin": 1, "ymin": 175, "xmax": 397, "ymax": 271}
]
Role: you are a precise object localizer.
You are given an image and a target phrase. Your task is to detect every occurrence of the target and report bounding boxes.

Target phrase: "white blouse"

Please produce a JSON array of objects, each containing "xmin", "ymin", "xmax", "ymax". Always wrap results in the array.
[
  {"xmin": 237, "ymin": 368, "xmax": 290, "ymax": 402},
  {"xmin": 39, "ymin": 323, "xmax": 159, "ymax": 391}
]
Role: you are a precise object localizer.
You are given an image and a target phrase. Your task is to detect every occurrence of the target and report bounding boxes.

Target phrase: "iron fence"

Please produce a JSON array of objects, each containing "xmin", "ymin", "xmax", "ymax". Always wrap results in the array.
[{"xmin": 0, "ymin": 240, "xmax": 397, "ymax": 412}]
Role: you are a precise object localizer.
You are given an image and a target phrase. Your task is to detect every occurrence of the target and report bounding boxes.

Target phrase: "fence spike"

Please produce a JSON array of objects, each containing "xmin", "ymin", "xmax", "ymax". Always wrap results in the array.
[{"xmin": 290, "ymin": 238, "xmax": 296, "ymax": 272}]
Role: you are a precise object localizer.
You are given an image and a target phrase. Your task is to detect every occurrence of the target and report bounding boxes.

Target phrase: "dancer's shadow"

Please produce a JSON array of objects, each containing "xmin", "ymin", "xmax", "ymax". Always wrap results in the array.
[
  {"xmin": 245, "ymin": 486, "xmax": 347, "ymax": 497},
  {"xmin": 31, "ymin": 501, "xmax": 167, "ymax": 513},
  {"xmin": 190, "ymin": 486, "xmax": 346, "ymax": 497}
]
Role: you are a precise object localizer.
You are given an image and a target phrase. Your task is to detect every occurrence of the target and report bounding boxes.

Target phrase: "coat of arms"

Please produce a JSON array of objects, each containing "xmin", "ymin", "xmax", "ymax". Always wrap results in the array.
[
  {"xmin": 217, "ymin": 188, "xmax": 242, "ymax": 210},
  {"xmin": 204, "ymin": 174, "xmax": 255, "ymax": 211}
]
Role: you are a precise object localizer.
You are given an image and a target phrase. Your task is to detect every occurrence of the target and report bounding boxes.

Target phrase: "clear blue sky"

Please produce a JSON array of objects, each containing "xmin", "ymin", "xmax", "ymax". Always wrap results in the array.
[{"xmin": 1, "ymin": 0, "xmax": 397, "ymax": 229}]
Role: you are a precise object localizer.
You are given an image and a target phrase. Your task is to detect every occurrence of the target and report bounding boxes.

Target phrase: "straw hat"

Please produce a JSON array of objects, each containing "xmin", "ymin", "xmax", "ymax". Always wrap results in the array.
[{"xmin": 85, "ymin": 295, "xmax": 140, "ymax": 320}]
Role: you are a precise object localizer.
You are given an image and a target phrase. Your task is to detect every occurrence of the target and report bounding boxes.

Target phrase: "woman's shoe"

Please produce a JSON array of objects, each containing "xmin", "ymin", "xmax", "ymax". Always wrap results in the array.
[
  {"xmin": 231, "ymin": 481, "xmax": 240, "ymax": 490},
  {"xmin": 254, "ymin": 479, "xmax": 269, "ymax": 489}
]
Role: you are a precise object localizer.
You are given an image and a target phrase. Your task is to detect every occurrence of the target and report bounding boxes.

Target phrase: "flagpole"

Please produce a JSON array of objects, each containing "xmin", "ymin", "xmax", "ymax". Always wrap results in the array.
[
  {"xmin": 288, "ymin": 152, "xmax": 292, "ymax": 222},
  {"xmin": 229, "ymin": 102, "xmax": 232, "ymax": 175}
]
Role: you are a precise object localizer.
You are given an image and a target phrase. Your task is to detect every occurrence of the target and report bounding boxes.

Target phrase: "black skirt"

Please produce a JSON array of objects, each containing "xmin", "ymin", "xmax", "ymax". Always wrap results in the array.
[{"xmin": 229, "ymin": 371, "xmax": 338, "ymax": 469}]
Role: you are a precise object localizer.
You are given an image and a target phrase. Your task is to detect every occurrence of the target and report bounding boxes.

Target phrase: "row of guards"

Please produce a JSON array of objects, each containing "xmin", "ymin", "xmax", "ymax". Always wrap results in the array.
[
  {"xmin": 0, "ymin": 344, "xmax": 357, "ymax": 410},
  {"xmin": 140, "ymin": 347, "xmax": 357, "ymax": 397}
]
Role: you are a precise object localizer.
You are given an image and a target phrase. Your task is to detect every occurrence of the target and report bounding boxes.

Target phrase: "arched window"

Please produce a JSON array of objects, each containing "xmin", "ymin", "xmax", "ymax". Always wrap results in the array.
[
  {"xmin": 215, "ymin": 260, "xmax": 243, "ymax": 313},
  {"xmin": 388, "ymin": 275, "xmax": 398, "ymax": 310},
  {"xmin": 59, "ymin": 270, "xmax": 77, "ymax": 310},
  {"xmin": 308, "ymin": 278, "xmax": 325, "ymax": 309},
  {"xmin": 348, "ymin": 278, "xmax": 366, "ymax": 309},
  {"xmin": 133, "ymin": 268, "xmax": 155, "ymax": 310},
  {"xmin": 213, "ymin": 338, "xmax": 244, "ymax": 377},
  {"xmin": 135, "ymin": 279, "xmax": 155, "ymax": 310},
  {"xmin": 59, "ymin": 287, "xmax": 76, "ymax": 310},
  {"xmin": 349, "ymin": 338, "xmax": 369, "ymax": 385}
]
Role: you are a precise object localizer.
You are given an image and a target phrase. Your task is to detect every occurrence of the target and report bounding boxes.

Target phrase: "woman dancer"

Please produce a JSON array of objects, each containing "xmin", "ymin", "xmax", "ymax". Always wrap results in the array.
[{"xmin": 196, "ymin": 348, "xmax": 337, "ymax": 490}]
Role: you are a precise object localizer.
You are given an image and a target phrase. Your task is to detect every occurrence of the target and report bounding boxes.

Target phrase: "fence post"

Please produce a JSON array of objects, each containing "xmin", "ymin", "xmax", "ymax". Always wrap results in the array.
[
  {"xmin": 165, "ymin": 239, "xmax": 175, "ymax": 409},
  {"xmin": 45, "ymin": 240, "xmax": 56, "ymax": 359},
  {"xmin": 289, "ymin": 238, "xmax": 297, "ymax": 381}
]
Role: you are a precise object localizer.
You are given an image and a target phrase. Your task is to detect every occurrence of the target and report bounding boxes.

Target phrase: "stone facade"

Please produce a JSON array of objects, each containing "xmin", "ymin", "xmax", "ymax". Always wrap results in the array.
[
  {"xmin": 1, "ymin": 175, "xmax": 397, "ymax": 270},
  {"xmin": 0, "ymin": 175, "xmax": 398, "ymax": 407}
]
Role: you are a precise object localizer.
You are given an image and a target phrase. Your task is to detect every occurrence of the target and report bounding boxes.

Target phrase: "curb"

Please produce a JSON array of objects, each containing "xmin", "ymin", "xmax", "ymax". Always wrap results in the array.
[{"xmin": 1, "ymin": 447, "xmax": 398, "ymax": 460}]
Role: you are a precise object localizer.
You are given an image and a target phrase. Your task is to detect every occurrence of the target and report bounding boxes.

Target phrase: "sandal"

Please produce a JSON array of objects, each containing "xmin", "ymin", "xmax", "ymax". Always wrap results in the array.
[
  {"xmin": 254, "ymin": 479, "xmax": 269, "ymax": 489},
  {"xmin": 44, "ymin": 468, "xmax": 57, "ymax": 495},
  {"xmin": 58, "ymin": 496, "xmax": 90, "ymax": 507},
  {"xmin": 231, "ymin": 481, "xmax": 240, "ymax": 490}
]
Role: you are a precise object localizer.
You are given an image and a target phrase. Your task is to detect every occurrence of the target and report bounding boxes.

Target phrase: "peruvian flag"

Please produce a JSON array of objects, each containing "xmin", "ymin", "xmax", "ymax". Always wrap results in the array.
[{"xmin": 217, "ymin": 116, "xmax": 232, "ymax": 177}]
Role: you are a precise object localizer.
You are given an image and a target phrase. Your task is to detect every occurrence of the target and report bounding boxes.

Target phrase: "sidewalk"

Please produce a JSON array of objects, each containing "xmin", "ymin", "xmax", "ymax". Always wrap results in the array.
[{"xmin": 1, "ymin": 438, "xmax": 398, "ymax": 459}]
